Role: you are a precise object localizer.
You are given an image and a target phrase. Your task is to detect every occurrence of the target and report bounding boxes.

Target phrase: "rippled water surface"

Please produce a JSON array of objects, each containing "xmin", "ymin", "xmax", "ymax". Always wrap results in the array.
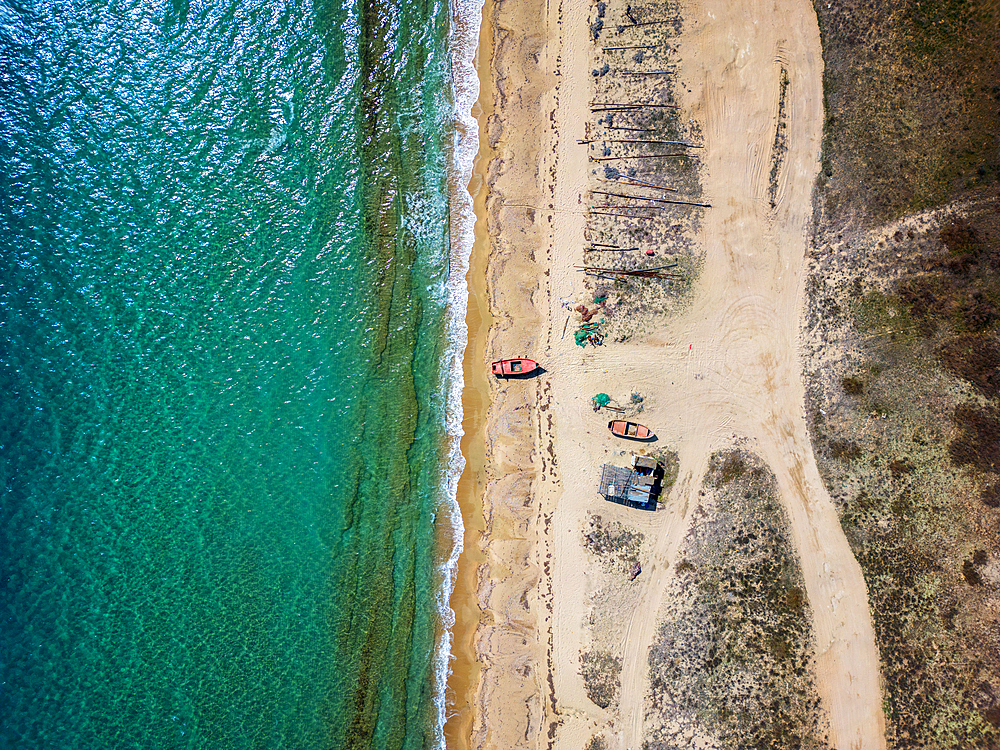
[{"xmin": 0, "ymin": 0, "xmax": 458, "ymax": 746}]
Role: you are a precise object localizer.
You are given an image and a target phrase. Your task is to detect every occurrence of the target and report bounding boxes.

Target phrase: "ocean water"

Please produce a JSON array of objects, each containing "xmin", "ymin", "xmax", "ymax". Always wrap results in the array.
[{"xmin": 0, "ymin": 0, "xmax": 478, "ymax": 746}]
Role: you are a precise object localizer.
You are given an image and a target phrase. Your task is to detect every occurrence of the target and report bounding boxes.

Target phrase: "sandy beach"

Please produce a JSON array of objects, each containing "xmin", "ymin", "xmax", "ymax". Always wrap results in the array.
[{"xmin": 449, "ymin": 0, "xmax": 894, "ymax": 747}]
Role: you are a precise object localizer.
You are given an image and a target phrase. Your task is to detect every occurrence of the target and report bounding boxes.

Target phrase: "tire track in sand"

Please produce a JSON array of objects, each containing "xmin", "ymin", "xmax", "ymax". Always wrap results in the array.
[{"xmin": 605, "ymin": 0, "xmax": 889, "ymax": 747}]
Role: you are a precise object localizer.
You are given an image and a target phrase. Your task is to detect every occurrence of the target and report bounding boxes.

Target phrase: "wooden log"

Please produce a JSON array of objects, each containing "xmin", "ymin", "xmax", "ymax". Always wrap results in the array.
[
  {"xmin": 618, "ymin": 19, "xmax": 679, "ymax": 29},
  {"xmin": 619, "ymin": 70, "xmax": 675, "ymax": 76},
  {"xmin": 602, "ymin": 44, "xmax": 660, "ymax": 51},
  {"xmin": 595, "ymin": 195, "xmax": 713, "ymax": 208},
  {"xmin": 590, "ymin": 153, "xmax": 689, "ymax": 162},
  {"xmin": 592, "ymin": 189, "xmax": 688, "ymax": 204},
  {"xmin": 606, "ymin": 126, "xmax": 657, "ymax": 132},
  {"xmin": 590, "ymin": 102, "xmax": 680, "ymax": 109},
  {"xmin": 605, "ymin": 175, "xmax": 678, "ymax": 192},
  {"xmin": 590, "ymin": 211, "xmax": 663, "ymax": 219},
  {"xmin": 581, "ymin": 139, "xmax": 703, "ymax": 147},
  {"xmin": 598, "ymin": 205, "xmax": 670, "ymax": 210}
]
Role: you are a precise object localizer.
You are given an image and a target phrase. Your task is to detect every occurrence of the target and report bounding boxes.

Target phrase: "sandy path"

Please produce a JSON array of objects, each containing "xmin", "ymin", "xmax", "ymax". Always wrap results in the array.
[{"xmin": 540, "ymin": 0, "xmax": 888, "ymax": 748}]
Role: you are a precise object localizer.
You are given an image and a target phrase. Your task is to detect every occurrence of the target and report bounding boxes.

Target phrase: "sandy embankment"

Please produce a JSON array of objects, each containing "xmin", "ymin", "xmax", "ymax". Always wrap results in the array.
[{"xmin": 456, "ymin": 0, "xmax": 890, "ymax": 747}]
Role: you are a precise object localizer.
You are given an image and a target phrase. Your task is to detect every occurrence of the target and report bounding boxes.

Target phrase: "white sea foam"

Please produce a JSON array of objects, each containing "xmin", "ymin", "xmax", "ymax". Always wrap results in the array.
[{"xmin": 432, "ymin": 0, "xmax": 485, "ymax": 744}]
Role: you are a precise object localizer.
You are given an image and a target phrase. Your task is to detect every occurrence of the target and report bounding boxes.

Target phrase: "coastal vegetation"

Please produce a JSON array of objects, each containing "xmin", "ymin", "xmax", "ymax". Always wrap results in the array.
[
  {"xmin": 646, "ymin": 451, "xmax": 828, "ymax": 750},
  {"xmin": 807, "ymin": 0, "xmax": 1000, "ymax": 745}
]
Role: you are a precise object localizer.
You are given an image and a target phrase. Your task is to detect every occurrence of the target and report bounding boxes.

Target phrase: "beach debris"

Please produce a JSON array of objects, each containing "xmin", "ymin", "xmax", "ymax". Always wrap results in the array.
[
  {"xmin": 605, "ymin": 125, "xmax": 657, "ymax": 132},
  {"xmin": 593, "ymin": 193, "xmax": 713, "ymax": 207},
  {"xmin": 603, "ymin": 173, "xmax": 678, "ymax": 192},
  {"xmin": 580, "ymin": 138, "xmax": 703, "ymax": 147},
  {"xmin": 592, "ymin": 393, "xmax": 612, "ymax": 410},
  {"xmin": 602, "ymin": 44, "xmax": 660, "ymax": 51},
  {"xmin": 576, "ymin": 323, "xmax": 604, "ymax": 347},
  {"xmin": 590, "ymin": 152, "xmax": 689, "ymax": 162},
  {"xmin": 591, "ymin": 189, "xmax": 704, "ymax": 203},
  {"xmin": 590, "ymin": 101, "xmax": 680, "ymax": 111},
  {"xmin": 617, "ymin": 18, "xmax": 680, "ymax": 30},
  {"xmin": 576, "ymin": 264, "xmax": 683, "ymax": 280},
  {"xmin": 630, "ymin": 561, "xmax": 642, "ymax": 580}
]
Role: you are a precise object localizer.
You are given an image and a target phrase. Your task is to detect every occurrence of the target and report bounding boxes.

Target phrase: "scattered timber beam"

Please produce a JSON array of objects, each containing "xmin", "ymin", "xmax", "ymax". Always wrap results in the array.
[
  {"xmin": 580, "ymin": 139, "xmax": 703, "ymax": 146},
  {"xmin": 594, "ymin": 194, "xmax": 713, "ymax": 208},
  {"xmin": 618, "ymin": 19, "xmax": 679, "ymax": 29},
  {"xmin": 602, "ymin": 44, "xmax": 660, "ymax": 51},
  {"xmin": 590, "ymin": 102, "xmax": 679, "ymax": 109},
  {"xmin": 611, "ymin": 175, "xmax": 678, "ymax": 191},
  {"xmin": 590, "ymin": 153, "xmax": 689, "ymax": 162}
]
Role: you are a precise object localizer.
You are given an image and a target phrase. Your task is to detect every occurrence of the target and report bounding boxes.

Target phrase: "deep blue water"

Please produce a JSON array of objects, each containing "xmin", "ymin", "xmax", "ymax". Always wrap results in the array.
[{"xmin": 0, "ymin": 0, "xmax": 460, "ymax": 747}]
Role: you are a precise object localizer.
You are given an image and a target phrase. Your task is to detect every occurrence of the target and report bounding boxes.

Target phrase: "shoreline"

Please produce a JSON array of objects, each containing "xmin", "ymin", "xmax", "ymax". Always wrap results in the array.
[{"xmin": 443, "ymin": 0, "xmax": 495, "ymax": 742}]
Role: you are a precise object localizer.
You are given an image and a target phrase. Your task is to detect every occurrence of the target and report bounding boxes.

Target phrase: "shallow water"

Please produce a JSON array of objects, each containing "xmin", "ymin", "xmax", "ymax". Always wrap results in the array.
[{"xmin": 0, "ymin": 0, "xmax": 462, "ymax": 746}]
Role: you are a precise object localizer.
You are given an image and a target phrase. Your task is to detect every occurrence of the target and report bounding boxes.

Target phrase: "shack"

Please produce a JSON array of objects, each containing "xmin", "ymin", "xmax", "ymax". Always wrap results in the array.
[{"xmin": 598, "ymin": 455, "xmax": 664, "ymax": 510}]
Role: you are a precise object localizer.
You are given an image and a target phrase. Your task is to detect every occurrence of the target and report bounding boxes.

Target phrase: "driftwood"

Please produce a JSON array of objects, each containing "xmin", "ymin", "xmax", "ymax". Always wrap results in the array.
[
  {"xmin": 606, "ymin": 126, "xmax": 656, "ymax": 132},
  {"xmin": 619, "ymin": 70, "xmax": 675, "ymax": 76}
]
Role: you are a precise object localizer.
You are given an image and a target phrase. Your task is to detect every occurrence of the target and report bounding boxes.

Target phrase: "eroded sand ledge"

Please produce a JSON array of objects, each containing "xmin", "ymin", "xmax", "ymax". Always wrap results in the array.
[{"xmin": 463, "ymin": 0, "xmax": 889, "ymax": 747}]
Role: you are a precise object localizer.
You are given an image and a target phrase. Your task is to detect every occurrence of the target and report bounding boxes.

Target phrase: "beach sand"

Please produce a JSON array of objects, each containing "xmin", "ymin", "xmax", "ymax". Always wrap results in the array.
[{"xmin": 450, "ymin": 0, "xmax": 891, "ymax": 747}]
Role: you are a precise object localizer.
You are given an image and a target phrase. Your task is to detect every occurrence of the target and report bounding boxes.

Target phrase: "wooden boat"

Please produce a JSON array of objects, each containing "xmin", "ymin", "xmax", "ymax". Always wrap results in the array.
[
  {"xmin": 608, "ymin": 420, "xmax": 654, "ymax": 440},
  {"xmin": 491, "ymin": 358, "xmax": 539, "ymax": 377}
]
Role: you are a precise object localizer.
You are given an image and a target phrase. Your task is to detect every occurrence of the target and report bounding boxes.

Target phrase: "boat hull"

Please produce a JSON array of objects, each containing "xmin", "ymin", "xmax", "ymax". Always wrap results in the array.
[
  {"xmin": 491, "ymin": 358, "xmax": 539, "ymax": 377},
  {"xmin": 608, "ymin": 420, "xmax": 654, "ymax": 440}
]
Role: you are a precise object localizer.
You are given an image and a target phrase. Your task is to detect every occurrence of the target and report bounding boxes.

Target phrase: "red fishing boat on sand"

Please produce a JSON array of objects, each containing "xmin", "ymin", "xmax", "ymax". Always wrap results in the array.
[
  {"xmin": 608, "ymin": 420, "xmax": 655, "ymax": 440},
  {"xmin": 491, "ymin": 358, "xmax": 540, "ymax": 377}
]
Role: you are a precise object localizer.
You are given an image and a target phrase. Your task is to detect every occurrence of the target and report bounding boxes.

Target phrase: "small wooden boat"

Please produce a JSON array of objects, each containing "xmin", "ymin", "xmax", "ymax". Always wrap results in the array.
[
  {"xmin": 491, "ymin": 358, "xmax": 539, "ymax": 377},
  {"xmin": 608, "ymin": 420, "xmax": 654, "ymax": 440}
]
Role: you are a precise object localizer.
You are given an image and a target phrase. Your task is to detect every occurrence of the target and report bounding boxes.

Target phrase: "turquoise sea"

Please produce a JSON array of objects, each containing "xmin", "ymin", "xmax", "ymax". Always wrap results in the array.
[{"xmin": 0, "ymin": 0, "xmax": 480, "ymax": 746}]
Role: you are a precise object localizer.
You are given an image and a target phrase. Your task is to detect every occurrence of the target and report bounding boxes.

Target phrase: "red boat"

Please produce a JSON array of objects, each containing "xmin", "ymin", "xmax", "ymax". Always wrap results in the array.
[
  {"xmin": 491, "ymin": 358, "xmax": 539, "ymax": 377},
  {"xmin": 608, "ymin": 420, "xmax": 654, "ymax": 440}
]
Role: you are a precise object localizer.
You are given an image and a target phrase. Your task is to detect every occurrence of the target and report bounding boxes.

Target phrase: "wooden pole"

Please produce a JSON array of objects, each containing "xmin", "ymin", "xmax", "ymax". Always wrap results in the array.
[
  {"xmin": 618, "ymin": 19, "xmax": 679, "ymax": 29},
  {"xmin": 590, "ymin": 153, "xmax": 689, "ymax": 162},
  {"xmin": 604, "ymin": 175, "xmax": 678, "ymax": 192},
  {"xmin": 595, "ymin": 195, "xmax": 713, "ymax": 208},
  {"xmin": 602, "ymin": 44, "xmax": 660, "ymax": 51},
  {"xmin": 590, "ymin": 102, "xmax": 680, "ymax": 109},
  {"xmin": 592, "ymin": 189, "xmax": 688, "ymax": 203},
  {"xmin": 581, "ymin": 139, "xmax": 703, "ymax": 147}
]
